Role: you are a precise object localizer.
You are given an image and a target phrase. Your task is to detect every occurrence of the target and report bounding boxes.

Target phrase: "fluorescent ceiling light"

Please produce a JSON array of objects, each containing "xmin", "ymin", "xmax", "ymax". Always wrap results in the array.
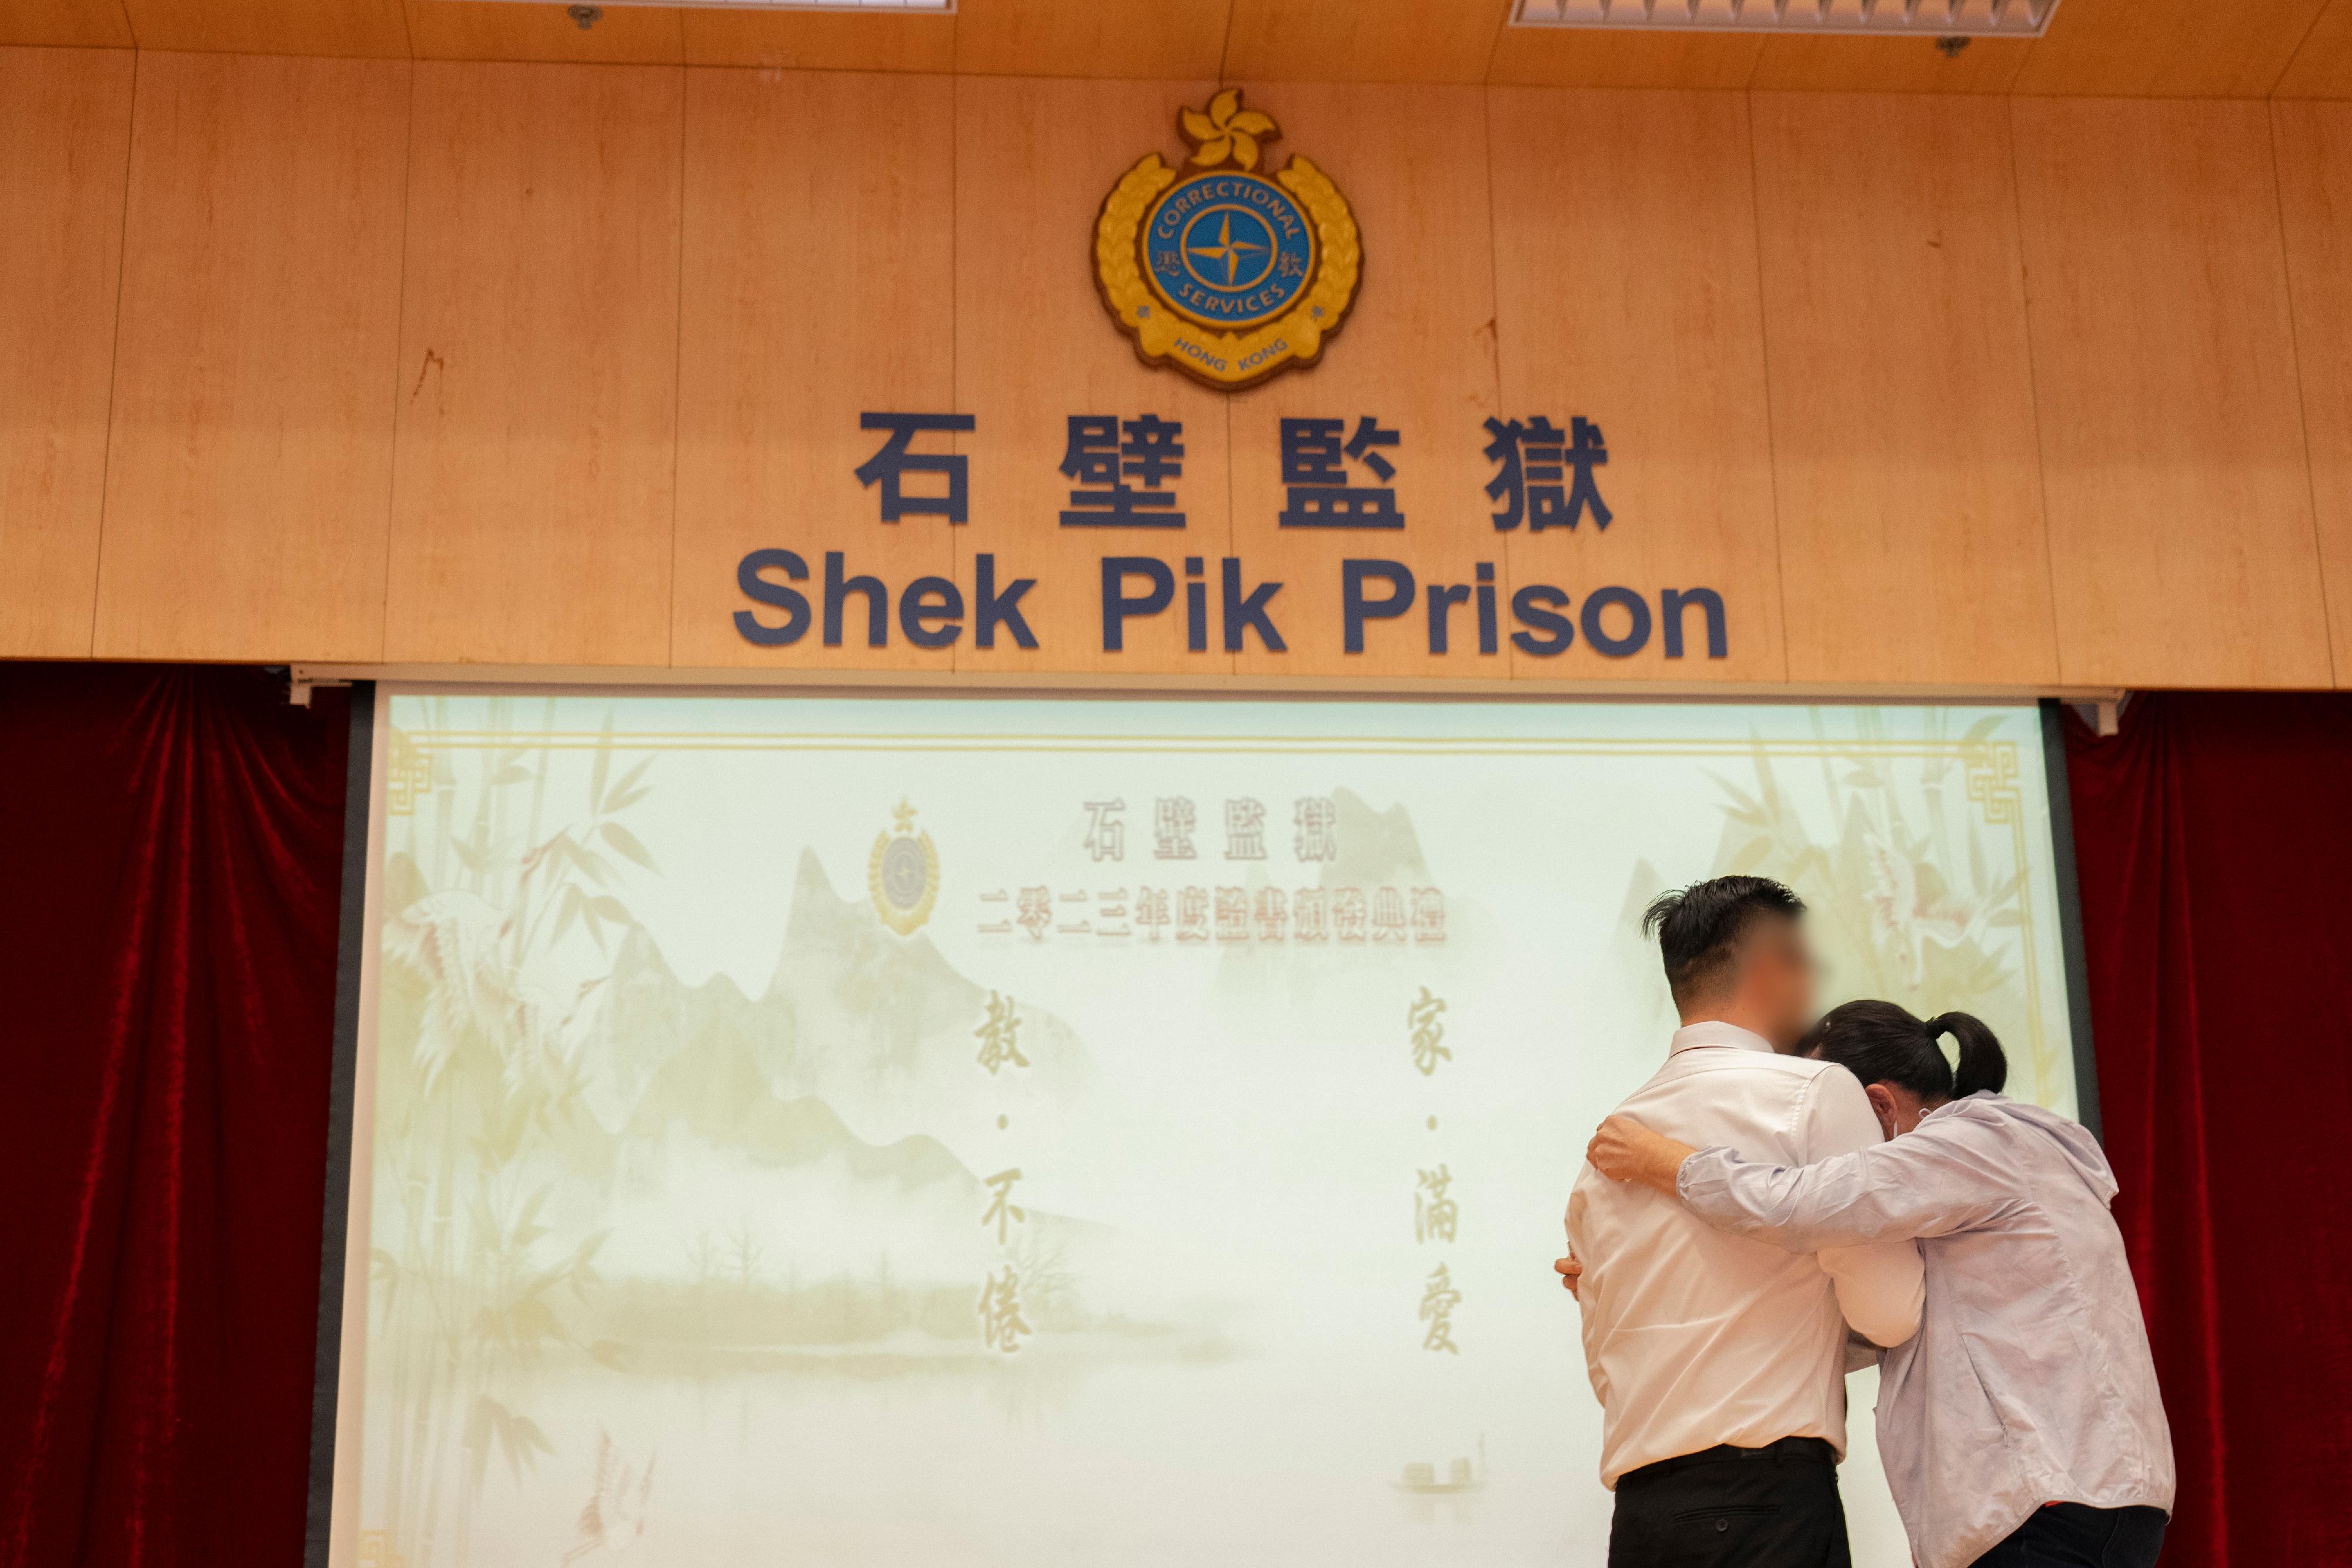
[{"xmin": 1511, "ymin": 0, "xmax": 2057, "ymax": 35}]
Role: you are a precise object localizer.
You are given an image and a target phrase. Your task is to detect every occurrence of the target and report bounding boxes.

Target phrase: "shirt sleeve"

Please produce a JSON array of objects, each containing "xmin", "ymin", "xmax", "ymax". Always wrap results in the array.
[
  {"xmin": 1794, "ymin": 1067, "xmax": 1926, "ymax": 1349},
  {"xmin": 1678, "ymin": 1106, "xmax": 2025, "ymax": 1252},
  {"xmin": 1563, "ymin": 1183, "xmax": 1610, "ymax": 1410}
]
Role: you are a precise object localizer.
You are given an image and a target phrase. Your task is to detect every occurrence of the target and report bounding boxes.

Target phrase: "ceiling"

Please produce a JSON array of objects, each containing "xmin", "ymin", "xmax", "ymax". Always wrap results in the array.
[{"xmin": 5, "ymin": 0, "xmax": 2351, "ymax": 99}]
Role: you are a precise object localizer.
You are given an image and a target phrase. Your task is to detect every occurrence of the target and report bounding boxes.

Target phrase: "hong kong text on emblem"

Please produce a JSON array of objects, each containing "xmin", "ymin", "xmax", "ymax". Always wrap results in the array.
[
  {"xmin": 870, "ymin": 798, "xmax": 940, "ymax": 937},
  {"xmin": 1093, "ymin": 89, "xmax": 1362, "ymax": 391}
]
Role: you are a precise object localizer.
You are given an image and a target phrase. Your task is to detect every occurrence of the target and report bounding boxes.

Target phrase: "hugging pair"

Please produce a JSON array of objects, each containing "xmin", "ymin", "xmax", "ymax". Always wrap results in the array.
[{"xmin": 1559, "ymin": 876, "xmax": 2171, "ymax": 1568}]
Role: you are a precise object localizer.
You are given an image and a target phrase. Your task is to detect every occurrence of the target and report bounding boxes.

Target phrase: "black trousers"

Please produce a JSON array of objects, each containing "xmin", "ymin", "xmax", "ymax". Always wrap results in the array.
[
  {"xmin": 1972, "ymin": 1503, "xmax": 2168, "ymax": 1567},
  {"xmin": 1608, "ymin": 1437, "xmax": 1851, "ymax": 1568}
]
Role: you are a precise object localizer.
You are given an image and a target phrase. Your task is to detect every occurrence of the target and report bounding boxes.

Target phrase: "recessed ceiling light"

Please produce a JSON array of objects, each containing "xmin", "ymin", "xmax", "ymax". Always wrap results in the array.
[{"xmin": 1511, "ymin": 0, "xmax": 2057, "ymax": 36}]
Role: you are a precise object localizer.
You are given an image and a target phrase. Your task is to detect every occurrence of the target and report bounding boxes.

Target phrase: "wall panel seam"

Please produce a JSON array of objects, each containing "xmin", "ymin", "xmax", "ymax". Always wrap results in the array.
[
  {"xmin": 85, "ymin": 46, "xmax": 140, "ymax": 658},
  {"xmin": 1479, "ymin": 86, "xmax": 1507, "ymax": 675},
  {"xmin": 2266, "ymin": 99, "xmax": 2347, "ymax": 686},
  {"xmin": 2007, "ymin": 94, "xmax": 2079, "ymax": 687},
  {"xmin": 2003, "ymin": 92, "xmax": 2067, "ymax": 690},
  {"xmin": 948, "ymin": 73, "xmax": 964, "ymax": 674},
  {"xmin": 667, "ymin": 64, "xmax": 687, "ymax": 668},
  {"xmin": 1739, "ymin": 89, "xmax": 1793, "ymax": 684},
  {"xmin": 374, "ymin": 59, "xmax": 417, "ymax": 665}
]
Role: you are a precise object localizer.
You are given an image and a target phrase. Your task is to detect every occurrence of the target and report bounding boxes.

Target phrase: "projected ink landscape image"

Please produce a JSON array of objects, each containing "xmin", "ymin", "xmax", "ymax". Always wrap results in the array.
[
  {"xmin": 342, "ymin": 694, "xmax": 2077, "ymax": 1568},
  {"xmin": 363, "ymin": 731, "xmax": 1183, "ymax": 1568}
]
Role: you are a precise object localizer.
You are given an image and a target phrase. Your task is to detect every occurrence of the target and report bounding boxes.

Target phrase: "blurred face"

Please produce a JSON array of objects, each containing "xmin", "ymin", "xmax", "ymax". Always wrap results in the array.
[{"xmin": 1741, "ymin": 915, "xmax": 1818, "ymax": 1051}]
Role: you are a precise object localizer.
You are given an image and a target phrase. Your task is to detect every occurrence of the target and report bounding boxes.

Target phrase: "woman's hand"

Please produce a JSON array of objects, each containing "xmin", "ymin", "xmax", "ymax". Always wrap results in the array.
[
  {"xmin": 1586, "ymin": 1115, "xmax": 1698, "ymax": 1197},
  {"xmin": 1553, "ymin": 1253, "xmax": 1583, "ymax": 1298}
]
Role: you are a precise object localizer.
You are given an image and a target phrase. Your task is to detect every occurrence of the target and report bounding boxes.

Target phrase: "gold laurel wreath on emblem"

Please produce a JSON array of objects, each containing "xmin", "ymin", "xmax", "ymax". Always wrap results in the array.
[
  {"xmin": 1091, "ymin": 88, "xmax": 1363, "ymax": 391},
  {"xmin": 868, "ymin": 798, "xmax": 940, "ymax": 937}
]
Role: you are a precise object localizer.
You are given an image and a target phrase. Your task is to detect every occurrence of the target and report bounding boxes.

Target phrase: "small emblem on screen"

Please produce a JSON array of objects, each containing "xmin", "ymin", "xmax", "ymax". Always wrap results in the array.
[{"xmin": 870, "ymin": 798, "xmax": 940, "ymax": 935}]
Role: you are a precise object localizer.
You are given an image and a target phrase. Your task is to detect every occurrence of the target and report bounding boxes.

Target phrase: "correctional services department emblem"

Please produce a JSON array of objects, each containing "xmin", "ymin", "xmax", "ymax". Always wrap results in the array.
[
  {"xmin": 870, "ymin": 798, "xmax": 940, "ymax": 936},
  {"xmin": 1093, "ymin": 89, "xmax": 1362, "ymax": 390}
]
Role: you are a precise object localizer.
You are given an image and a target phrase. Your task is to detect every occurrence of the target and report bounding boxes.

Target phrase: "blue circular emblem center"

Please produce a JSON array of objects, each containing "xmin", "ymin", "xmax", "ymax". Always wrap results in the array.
[
  {"xmin": 1144, "ymin": 172, "xmax": 1317, "ymax": 330},
  {"xmin": 880, "ymin": 836, "xmax": 926, "ymax": 908}
]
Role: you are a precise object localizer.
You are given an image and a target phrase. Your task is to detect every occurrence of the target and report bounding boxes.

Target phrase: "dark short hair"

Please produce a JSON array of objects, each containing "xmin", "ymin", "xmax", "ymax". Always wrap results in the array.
[
  {"xmin": 1640, "ymin": 875, "xmax": 1806, "ymax": 1008},
  {"xmin": 1800, "ymin": 999, "xmax": 2009, "ymax": 1102}
]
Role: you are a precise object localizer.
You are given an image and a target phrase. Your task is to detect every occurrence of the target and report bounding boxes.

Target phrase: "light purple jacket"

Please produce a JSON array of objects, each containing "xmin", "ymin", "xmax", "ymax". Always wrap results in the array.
[{"xmin": 1678, "ymin": 1093, "xmax": 2176, "ymax": 1568}]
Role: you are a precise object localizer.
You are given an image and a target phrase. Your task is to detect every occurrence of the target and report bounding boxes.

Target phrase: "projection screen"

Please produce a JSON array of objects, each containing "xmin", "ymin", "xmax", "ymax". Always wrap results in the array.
[{"xmin": 325, "ymin": 690, "xmax": 2084, "ymax": 1568}]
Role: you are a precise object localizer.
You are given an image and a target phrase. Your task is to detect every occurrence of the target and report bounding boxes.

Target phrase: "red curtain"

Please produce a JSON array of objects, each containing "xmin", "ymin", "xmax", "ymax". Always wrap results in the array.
[
  {"xmin": 0, "ymin": 664, "xmax": 349, "ymax": 1568},
  {"xmin": 2066, "ymin": 692, "xmax": 2352, "ymax": 1568}
]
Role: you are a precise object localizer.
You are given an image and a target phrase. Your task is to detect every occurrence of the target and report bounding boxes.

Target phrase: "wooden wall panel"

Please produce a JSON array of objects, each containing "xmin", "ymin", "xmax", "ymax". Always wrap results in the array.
[
  {"xmin": 674, "ymin": 69, "xmax": 955, "ymax": 670},
  {"xmin": 952, "ymin": 75, "xmax": 1233, "ymax": 676},
  {"xmin": 2271, "ymin": 99, "xmax": 2352, "ymax": 685},
  {"xmin": 385, "ymin": 62, "xmax": 682, "ymax": 666},
  {"xmin": 1223, "ymin": 0, "xmax": 1507, "ymax": 87},
  {"xmin": 1486, "ymin": 88, "xmax": 1785, "ymax": 682},
  {"xmin": 95, "ymin": 52, "xmax": 408, "ymax": 661},
  {"xmin": 1752, "ymin": 93, "xmax": 2057, "ymax": 687},
  {"xmin": 2010, "ymin": 0, "xmax": 2327, "ymax": 97},
  {"xmin": 953, "ymin": 0, "xmax": 1225, "ymax": 79},
  {"xmin": 1223, "ymin": 81, "xmax": 1504, "ymax": 678},
  {"xmin": 16, "ymin": 49, "xmax": 2352, "ymax": 690},
  {"xmin": 0, "ymin": 46, "xmax": 131, "ymax": 658},
  {"xmin": 405, "ymin": 1, "xmax": 681, "ymax": 65},
  {"xmin": 680, "ymin": 7, "xmax": 953, "ymax": 71},
  {"xmin": 118, "ymin": 0, "xmax": 408, "ymax": 58},
  {"xmin": 1485, "ymin": 27, "xmax": 1760, "ymax": 90},
  {"xmin": 1, "ymin": 1, "xmax": 132, "ymax": 49},
  {"xmin": 2013, "ymin": 96, "xmax": 2331, "ymax": 688}
]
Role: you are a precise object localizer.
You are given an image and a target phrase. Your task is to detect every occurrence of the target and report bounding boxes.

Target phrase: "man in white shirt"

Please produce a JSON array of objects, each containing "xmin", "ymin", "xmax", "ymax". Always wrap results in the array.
[{"xmin": 1564, "ymin": 876, "xmax": 1924, "ymax": 1567}]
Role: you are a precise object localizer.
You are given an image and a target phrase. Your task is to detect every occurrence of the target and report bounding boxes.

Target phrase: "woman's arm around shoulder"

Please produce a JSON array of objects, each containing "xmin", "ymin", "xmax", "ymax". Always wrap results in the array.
[{"xmin": 1678, "ymin": 1104, "xmax": 2023, "ymax": 1251}]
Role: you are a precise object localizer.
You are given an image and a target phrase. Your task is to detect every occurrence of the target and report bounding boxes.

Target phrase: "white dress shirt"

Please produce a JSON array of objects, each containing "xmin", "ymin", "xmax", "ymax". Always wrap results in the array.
[
  {"xmin": 1678, "ymin": 1093, "xmax": 2175, "ymax": 1568},
  {"xmin": 1566, "ymin": 1021, "xmax": 1925, "ymax": 1487}
]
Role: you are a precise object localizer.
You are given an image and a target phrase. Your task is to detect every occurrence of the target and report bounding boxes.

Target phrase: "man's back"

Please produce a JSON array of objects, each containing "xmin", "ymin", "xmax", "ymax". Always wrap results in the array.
[{"xmin": 1567, "ymin": 1021, "xmax": 1923, "ymax": 1487}]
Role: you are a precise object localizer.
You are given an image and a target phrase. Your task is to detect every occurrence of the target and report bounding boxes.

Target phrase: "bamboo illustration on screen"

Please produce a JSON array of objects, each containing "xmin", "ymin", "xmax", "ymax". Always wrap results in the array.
[
  {"xmin": 365, "ymin": 704, "xmax": 1167, "ymax": 1568},
  {"xmin": 1703, "ymin": 711, "xmax": 2060, "ymax": 1104},
  {"xmin": 370, "ymin": 703, "xmax": 656, "ymax": 1568}
]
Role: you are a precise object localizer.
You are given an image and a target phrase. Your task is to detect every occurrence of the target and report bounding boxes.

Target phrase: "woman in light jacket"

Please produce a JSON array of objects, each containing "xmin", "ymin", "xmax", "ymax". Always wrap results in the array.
[{"xmin": 1576, "ymin": 1001, "xmax": 2174, "ymax": 1568}]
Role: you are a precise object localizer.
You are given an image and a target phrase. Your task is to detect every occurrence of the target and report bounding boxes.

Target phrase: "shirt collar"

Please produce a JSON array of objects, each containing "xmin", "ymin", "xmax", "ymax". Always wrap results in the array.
[{"xmin": 1669, "ymin": 1020, "xmax": 1778, "ymax": 1057}]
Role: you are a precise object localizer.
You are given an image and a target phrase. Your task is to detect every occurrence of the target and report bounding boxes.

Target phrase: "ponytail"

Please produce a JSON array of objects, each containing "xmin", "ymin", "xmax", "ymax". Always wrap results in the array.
[
  {"xmin": 1800, "ymin": 999, "xmax": 2010, "ymax": 1106},
  {"xmin": 1930, "ymin": 1010, "xmax": 2009, "ymax": 1099}
]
